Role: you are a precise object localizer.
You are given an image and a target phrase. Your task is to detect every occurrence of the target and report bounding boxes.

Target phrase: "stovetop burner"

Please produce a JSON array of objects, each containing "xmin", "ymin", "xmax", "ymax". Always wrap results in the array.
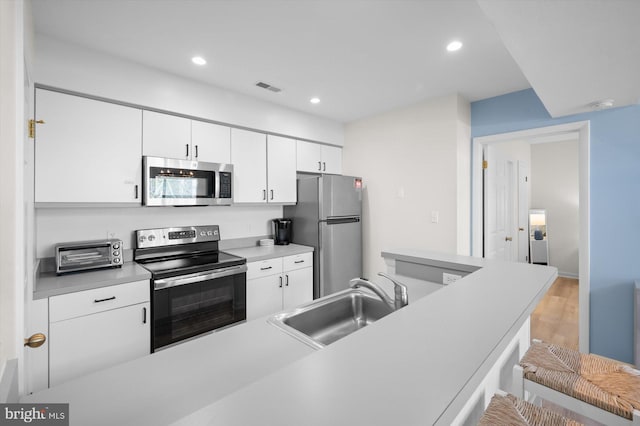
[{"xmin": 133, "ymin": 225, "xmax": 246, "ymax": 279}]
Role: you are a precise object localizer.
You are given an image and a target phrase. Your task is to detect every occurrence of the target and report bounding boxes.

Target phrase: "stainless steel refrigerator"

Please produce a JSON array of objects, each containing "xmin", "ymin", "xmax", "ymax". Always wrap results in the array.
[{"xmin": 284, "ymin": 175, "xmax": 362, "ymax": 299}]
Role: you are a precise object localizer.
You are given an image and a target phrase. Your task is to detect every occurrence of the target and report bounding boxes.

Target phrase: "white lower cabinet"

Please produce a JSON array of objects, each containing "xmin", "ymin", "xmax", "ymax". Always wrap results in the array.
[
  {"xmin": 49, "ymin": 280, "xmax": 150, "ymax": 387},
  {"xmin": 246, "ymin": 253, "xmax": 313, "ymax": 321}
]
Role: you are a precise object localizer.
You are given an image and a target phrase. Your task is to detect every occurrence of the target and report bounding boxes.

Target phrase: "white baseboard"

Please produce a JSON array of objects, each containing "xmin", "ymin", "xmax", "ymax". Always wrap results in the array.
[{"xmin": 558, "ymin": 271, "xmax": 579, "ymax": 279}]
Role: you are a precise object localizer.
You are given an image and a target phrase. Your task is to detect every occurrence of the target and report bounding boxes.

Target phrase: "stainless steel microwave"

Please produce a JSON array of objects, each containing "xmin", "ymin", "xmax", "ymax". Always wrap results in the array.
[{"xmin": 142, "ymin": 156, "xmax": 233, "ymax": 206}]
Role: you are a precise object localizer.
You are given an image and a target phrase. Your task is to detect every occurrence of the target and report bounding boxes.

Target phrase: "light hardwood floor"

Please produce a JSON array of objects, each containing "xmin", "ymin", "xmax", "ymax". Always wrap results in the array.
[{"xmin": 530, "ymin": 276, "xmax": 579, "ymax": 349}]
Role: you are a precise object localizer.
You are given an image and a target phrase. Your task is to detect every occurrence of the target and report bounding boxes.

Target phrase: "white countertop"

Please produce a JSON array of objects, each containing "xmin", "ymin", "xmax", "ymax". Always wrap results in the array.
[
  {"xmin": 172, "ymin": 251, "xmax": 556, "ymax": 426},
  {"xmin": 24, "ymin": 250, "xmax": 556, "ymax": 426},
  {"xmin": 34, "ymin": 262, "xmax": 151, "ymax": 299},
  {"xmin": 224, "ymin": 243, "xmax": 313, "ymax": 262},
  {"xmin": 22, "ymin": 316, "xmax": 314, "ymax": 425}
]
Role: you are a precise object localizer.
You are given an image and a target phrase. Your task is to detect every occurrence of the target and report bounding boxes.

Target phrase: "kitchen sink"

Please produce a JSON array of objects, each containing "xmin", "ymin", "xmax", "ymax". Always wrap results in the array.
[{"xmin": 268, "ymin": 288, "xmax": 395, "ymax": 349}]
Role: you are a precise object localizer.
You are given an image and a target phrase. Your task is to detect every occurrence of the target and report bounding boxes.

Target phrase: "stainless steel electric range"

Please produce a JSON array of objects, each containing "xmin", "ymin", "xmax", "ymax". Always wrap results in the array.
[{"xmin": 134, "ymin": 225, "xmax": 247, "ymax": 352}]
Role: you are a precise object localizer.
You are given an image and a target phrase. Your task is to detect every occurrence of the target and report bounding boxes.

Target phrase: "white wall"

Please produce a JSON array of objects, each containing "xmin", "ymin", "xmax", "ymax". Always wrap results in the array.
[
  {"xmin": 35, "ymin": 36, "xmax": 344, "ymax": 146},
  {"xmin": 343, "ymin": 94, "xmax": 470, "ymax": 278},
  {"xmin": 35, "ymin": 206, "xmax": 280, "ymax": 258},
  {"xmin": 530, "ymin": 139, "xmax": 579, "ymax": 277}
]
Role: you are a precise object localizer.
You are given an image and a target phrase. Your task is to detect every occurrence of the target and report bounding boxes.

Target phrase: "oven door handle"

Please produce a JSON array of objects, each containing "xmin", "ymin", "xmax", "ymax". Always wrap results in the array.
[{"xmin": 153, "ymin": 264, "xmax": 247, "ymax": 290}]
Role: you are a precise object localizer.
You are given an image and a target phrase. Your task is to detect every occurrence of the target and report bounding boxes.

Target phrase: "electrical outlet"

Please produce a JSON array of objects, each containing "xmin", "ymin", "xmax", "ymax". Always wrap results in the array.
[
  {"xmin": 443, "ymin": 272, "xmax": 462, "ymax": 285},
  {"xmin": 431, "ymin": 210, "xmax": 439, "ymax": 224}
]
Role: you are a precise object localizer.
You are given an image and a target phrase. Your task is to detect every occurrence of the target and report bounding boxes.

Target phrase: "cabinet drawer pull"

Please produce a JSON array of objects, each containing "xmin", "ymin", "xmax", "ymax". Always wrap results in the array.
[
  {"xmin": 285, "ymin": 274, "xmax": 289, "ymax": 286},
  {"xmin": 195, "ymin": 145, "xmax": 198, "ymax": 158},
  {"xmin": 263, "ymin": 189, "xmax": 266, "ymax": 200},
  {"xmin": 323, "ymin": 162, "xmax": 326, "ymax": 172},
  {"xmin": 134, "ymin": 184, "xmax": 139, "ymax": 199},
  {"xmin": 143, "ymin": 307, "xmax": 147, "ymax": 324},
  {"xmin": 186, "ymin": 144, "xmax": 189, "ymax": 158},
  {"xmin": 260, "ymin": 266, "xmax": 273, "ymax": 271},
  {"xmin": 270, "ymin": 189, "xmax": 274, "ymax": 200},
  {"xmin": 279, "ymin": 276, "xmax": 283, "ymax": 288},
  {"xmin": 318, "ymin": 161, "xmax": 322, "ymax": 171},
  {"xmin": 294, "ymin": 260, "xmax": 305, "ymax": 264},
  {"xmin": 94, "ymin": 296, "xmax": 116, "ymax": 303}
]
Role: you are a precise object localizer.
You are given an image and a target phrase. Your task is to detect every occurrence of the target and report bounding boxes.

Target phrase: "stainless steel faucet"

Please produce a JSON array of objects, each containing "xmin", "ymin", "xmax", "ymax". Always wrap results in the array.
[{"xmin": 349, "ymin": 273, "xmax": 408, "ymax": 310}]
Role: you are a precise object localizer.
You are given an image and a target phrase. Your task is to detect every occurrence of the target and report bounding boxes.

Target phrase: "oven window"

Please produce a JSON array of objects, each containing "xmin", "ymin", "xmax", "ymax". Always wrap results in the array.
[
  {"xmin": 152, "ymin": 273, "xmax": 246, "ymax": 350},
  {"xmin": 148, "ymin": 167, "xmax": 214, "ymax": 199}
]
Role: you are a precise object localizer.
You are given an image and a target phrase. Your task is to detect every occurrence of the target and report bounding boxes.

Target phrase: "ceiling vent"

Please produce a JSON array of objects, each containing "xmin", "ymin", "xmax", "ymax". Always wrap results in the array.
[{"xmin": 255, "ymin": 81, "xmax": 282, "ymax": 93}]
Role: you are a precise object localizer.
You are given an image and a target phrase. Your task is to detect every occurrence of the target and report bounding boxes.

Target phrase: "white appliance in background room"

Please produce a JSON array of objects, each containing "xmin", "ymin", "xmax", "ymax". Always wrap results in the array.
[{"xmin": 284, "ymin": 175, "xmax": 363, "ymax": 298}]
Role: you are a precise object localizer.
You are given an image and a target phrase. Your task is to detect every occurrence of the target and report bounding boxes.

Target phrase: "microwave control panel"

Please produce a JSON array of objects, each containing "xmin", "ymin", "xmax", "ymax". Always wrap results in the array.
[{"xmin": 219, "ymin": 172, "xmax": 232, "ymax": 199}]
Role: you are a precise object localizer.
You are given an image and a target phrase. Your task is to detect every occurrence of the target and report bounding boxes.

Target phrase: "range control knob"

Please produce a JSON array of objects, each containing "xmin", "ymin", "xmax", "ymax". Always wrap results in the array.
[
  {"xmin": 148, "ymin": 235, "xmax": 156, "ymax": 242},
  {"xmin": 138, "ymin": 235, "xmax": 147, "ymax": 243},
  {"xmin": 207, "ymin": 231, "xmax": 213, "ymax": 236},
  {"xmin": 200, "ymin": 231, "xmax": 207, "ymax": 236}
]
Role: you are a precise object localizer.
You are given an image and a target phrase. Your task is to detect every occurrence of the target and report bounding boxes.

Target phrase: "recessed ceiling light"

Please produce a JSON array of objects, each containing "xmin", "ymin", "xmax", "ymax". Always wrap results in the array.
[
  {"xmin": 310, "ymin": 97, "xmax": 320, "ymax": 104},
  {"xmin": 192, "ymin": 56, "xmax": 207, "ymax": 66},
  {"xmin": 446, "ymin": 41, "xmax": 463, "ymax": 52}
]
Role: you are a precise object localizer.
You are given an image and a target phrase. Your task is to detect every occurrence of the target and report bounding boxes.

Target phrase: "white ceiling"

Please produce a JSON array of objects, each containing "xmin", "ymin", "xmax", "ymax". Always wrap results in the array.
[{"xmin": 31, "ymin": 0, "xmax": 640, "ymax": 123}]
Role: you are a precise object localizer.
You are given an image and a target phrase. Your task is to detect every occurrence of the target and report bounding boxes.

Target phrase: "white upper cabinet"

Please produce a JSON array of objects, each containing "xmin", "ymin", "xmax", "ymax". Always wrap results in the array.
[
  {"xmin": 296, "ymin": 140, "xmax": 342, "ymax": 174},
  {"xmin": 143, "ymin": 111, "xmax": 231, "ymax": 163},
  {"xmin": 231, "ymin": 128, "xmax": 267, "ymax": 203},
  {"xmin": 35, "ymin": 89, "xmax": 142, "ymax": 204},
  {"xmin": 191, "ymin": 120, "xmax": 231, "ymax": 164},
  {"xmin": 267, "ymin": 135, "xmax": 297, "ymax": 203},
  {"xmin": 142, "ymin": 110, "xmax": 191, "ymax": 159}
]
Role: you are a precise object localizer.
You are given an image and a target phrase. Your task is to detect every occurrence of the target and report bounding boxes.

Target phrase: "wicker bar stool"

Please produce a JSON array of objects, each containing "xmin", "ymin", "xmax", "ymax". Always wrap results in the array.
[
  {"xmin": 513, "ymin": 340, "xmax": 640, "ymax": 426},
  {"xmin": 479, "ymin": 391, "xmax": 583, "ymax": 426}
]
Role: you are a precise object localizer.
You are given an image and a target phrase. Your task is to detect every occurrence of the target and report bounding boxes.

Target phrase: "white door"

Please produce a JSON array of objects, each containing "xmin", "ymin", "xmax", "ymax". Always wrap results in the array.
[
  {"xmin": 230, "ymin": 128, "xmax": 267, "ymax": 203},
  {"xmin": 24, "ymin": 38, "xmax": 49, "ymax": 394},
  {"xmin": 142, "ymin": 110, "xmax": 191, "ymax": 159},
  {"xmin": 296, "ymin": 140, "xmax": 322, "ymax": 173},
  {"xmin": 267, "ymin": 135, "xmax": 297, "ymax": 203},
  {"xmin": 517, "ymin": 161, "xmax": 530, "ymax": 263},
  {"xmin": 35, "ymin": 90, "xmax": 143, "ymax": 203},
  {"xmin": 190, "ymin": 120, "xmax": 231, "ymax": 163},
  {"xmin": 283, "ymin": 268, "xmax": 313, "ymax": 310},
  {"xmin": 246, "ymin": 276, "xmax": 283, "ymax": 320},
  {"xmin": 484, "ymin": 145, "xmax": 516, "ymax": 260},
  {"xmin": 321, "ymin": 145, "xmax": 343, "ymax": 174}
]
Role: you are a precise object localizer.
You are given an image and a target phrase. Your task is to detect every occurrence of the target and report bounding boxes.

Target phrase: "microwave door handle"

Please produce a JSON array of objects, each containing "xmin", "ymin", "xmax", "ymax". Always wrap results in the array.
[{"xmin": 153, "ymin": 264, "xmax": 247, "ymax": 290}]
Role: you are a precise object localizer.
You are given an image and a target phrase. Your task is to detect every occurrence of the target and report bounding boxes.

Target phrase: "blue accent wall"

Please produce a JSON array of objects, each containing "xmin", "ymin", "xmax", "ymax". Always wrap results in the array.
[{"xmin": 471, "ymin": 89, "xmax": 640, "ymax": 363}]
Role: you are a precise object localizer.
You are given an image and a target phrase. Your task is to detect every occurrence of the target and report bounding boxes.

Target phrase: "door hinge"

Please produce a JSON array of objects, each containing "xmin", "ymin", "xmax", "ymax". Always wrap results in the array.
[
  {"xmin": 482, "ymin": 160, "xmax": 488, "ymax": 169},
  {"xmin": 28, "ymin": 119, "xmax": 45, "ymax": 139}
]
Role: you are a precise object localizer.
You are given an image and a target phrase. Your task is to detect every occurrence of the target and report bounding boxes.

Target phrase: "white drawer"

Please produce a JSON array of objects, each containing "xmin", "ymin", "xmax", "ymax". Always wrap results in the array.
[
  {"xmin": 283, "ymin": 252, "xmax": 313, "ymax": 272},
  {"xmin": 246, "ymin": 258, "xmax": 283, "ymax": 280},
  {"xmin": 50, "ymin": 280, "xmax": 150, "ymax": 323}
]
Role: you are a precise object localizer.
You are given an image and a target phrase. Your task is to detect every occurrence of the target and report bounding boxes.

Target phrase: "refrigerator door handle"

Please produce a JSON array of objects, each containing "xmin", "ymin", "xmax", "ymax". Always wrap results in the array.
[{"xmin": 323, "ymin": 216, "xmax": 361, "ymax": 225}]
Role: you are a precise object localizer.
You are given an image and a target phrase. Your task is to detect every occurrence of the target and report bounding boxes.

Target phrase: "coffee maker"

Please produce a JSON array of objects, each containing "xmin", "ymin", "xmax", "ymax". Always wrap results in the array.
[{"xmin": 272, "ymin": 219, "xmax": 292, "ymax": 245}]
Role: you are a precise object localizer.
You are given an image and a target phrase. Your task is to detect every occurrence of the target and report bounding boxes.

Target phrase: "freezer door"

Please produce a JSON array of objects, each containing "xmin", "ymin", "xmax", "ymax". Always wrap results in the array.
[
  {"xmin": 319, "ymin": 217, "xmax": 362, "ymax": 297},
  {"xmin": 320, "ymin": 175, "xmax": 362, "ymax": 219}
]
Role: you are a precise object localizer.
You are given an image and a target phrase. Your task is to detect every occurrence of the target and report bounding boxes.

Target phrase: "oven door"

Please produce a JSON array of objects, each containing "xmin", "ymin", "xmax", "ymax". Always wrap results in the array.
[{"xmin": 151, "ymin": 264, "xmax": 247, "ymax": 351}]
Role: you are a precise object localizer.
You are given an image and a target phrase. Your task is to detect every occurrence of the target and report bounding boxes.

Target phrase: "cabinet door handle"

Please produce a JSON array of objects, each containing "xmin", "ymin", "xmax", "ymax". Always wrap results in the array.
[
  {"xmin": 294, "ymin": 260, "xmax": 304, "ymax": 264},
  {"xmin": 260, "ymin": 266, "xmax": 272, "ymax": 271},
  {"xmin": 279, "ymin": 276, "xmax": 283, "ymax": 288},
  {"xmin": 134, "ymin": 184, "xmax": 139, "ymax": 199},
  {"xmin": 263, "ymin": 189, "xmax": 267, "ymax": 200},
  {"xmin": 285, "ymin": 274, "xmax": 289, "ymax": 286},
  {"xmin": 318, "ymin": 161, "xmax": 322, "ymax": 171},
  {"xmin": 323, "ymin": 162, "xmax": 326, "ymax": 172},
  {"xmin": 186, "ymin": 144, "xmax": 189, "ymax": 158},
  {"xmin": 270, "ymin": 189, "xmax": 274, "ymax": 200},
  {"xmin": 143, "ymin": 307, "xmax": 147, "ymax": 324},
  {"xmin": 195, "ymin": 145, "xmax": 199, "ymax": 158},
  {"xmin": 94, "ymin": 296, "xmax": 116, "ymax": 303}
]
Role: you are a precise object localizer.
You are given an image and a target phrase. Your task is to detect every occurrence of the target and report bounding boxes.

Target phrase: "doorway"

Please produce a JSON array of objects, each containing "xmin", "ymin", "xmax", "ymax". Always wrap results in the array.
[{"xmin": 472, "ymin": 121, "xmax": 590, "ymax": 353}]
